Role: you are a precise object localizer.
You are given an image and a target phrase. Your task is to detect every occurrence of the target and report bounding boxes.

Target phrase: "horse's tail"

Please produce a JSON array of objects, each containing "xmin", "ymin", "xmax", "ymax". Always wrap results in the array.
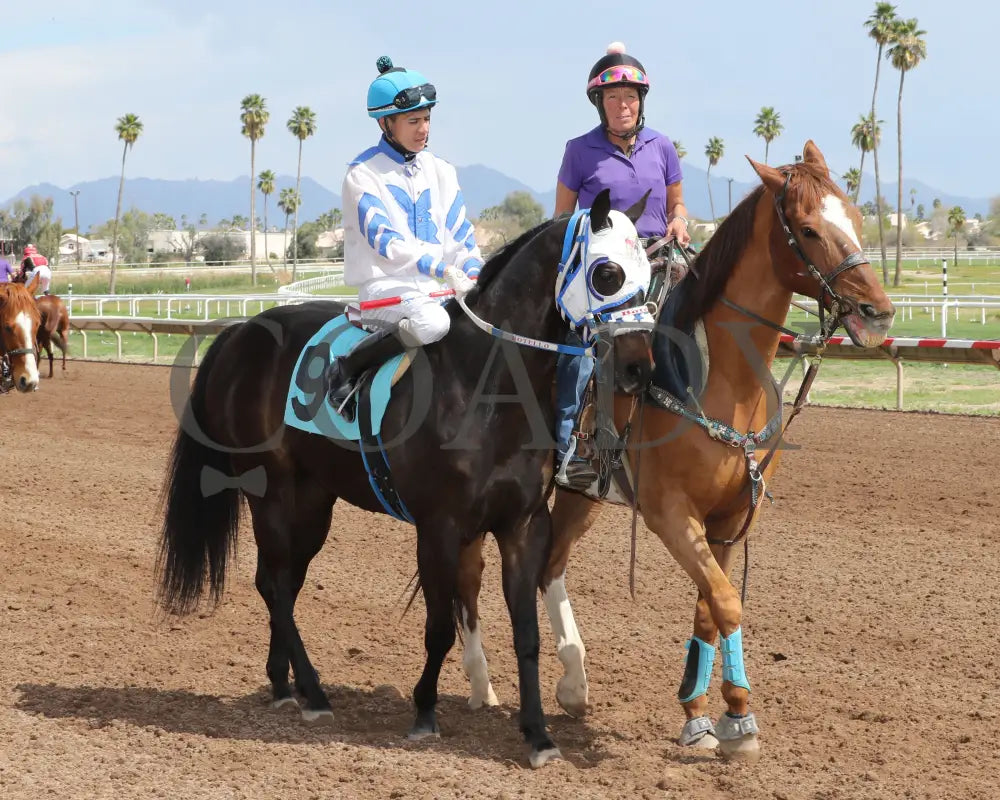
[
  {"xmin": 52, "ymin": 329, "xmax": 68, "ymax": 354},
  {"xmin": 55, "ymin": 308, "xmax": 69, "ymax": 353},
  {"xmin": 157, "ymin": 323, "xmax": 243, "ymax": 616}
]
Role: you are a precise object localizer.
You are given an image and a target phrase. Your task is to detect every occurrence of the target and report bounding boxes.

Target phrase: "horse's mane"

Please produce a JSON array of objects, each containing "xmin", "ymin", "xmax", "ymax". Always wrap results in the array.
[
  {"xmin": 673, "ymin": 161, "xmax": 841, "ymax": 330},
  {"xmin": 473, "ymin": 216, "xmax": 562, "ymax": 291},
  {"xmin": 0, "ymin": 283, "xmax": 38, "ymax": 318}
]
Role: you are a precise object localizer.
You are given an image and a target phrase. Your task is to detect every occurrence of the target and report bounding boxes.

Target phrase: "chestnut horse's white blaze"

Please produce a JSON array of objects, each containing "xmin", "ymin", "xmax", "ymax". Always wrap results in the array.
[
  {"xmin": 15, "ymin": 311, "xmax": 39, "ymax": 385},
  {"xmin": 821, "ymin": 194, "xmax": 862, "ymax": 249},
  {"xmin": 460, "ymin": 608, "xmax": 498, "ymax": 709},
  {"xmin": 542, "ymin": 573, "xmax": 588, "ymax": 716}
]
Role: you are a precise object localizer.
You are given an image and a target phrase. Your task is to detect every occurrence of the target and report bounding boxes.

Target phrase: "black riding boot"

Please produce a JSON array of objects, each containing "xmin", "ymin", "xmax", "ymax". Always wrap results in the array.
[{"xmin": 325, "ymin": 329, "xmax": 407, "ymax": 422}]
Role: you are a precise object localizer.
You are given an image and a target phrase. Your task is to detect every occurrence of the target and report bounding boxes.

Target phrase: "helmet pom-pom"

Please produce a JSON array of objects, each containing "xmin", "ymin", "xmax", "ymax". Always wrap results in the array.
[
  {"xmin": 606, "ymin": 41, "xmax": 626, "ymax": 55},
  {"xmin": 376, "ymin": 56, "xmax": 393, "ymax": 74}
]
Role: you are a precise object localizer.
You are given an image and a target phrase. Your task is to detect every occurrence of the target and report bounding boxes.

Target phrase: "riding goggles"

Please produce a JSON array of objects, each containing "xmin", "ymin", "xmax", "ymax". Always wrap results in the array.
[
  {"xmin": 587, "ymin": 66, "xmax": 649, "ymax": 90},
  {"xmin": 393, "ymin": 83, "xmax": 437, "ymax": 110}
]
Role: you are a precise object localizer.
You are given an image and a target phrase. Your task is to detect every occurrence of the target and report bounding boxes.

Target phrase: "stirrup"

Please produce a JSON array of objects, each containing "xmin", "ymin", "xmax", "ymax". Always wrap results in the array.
[
  {"xmin": 555, "ymin": 455, "xmax": 598, "ymax": 491},
  {"xmin": 325, "ymin": 359, "xmax": 361, "ymax": 422}
]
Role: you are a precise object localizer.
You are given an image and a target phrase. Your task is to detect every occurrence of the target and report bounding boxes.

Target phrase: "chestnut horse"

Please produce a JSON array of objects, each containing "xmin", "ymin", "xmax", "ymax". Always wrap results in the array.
[
  {"xmin": 35, "ymin": 294, "xmax": 70, "ymax": 377},
  {"xmin": 0, "ymin": 274, "xmax": 41, "ymax": 393},
  {"xmin": 457, "ymin": 142, "xmax": 895, "ymax": 760}
]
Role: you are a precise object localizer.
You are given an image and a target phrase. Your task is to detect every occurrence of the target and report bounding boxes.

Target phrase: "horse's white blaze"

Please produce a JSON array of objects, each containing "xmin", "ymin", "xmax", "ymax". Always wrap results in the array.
[
  {"xmin": 461, "ymin": 609, "xmax": 498, "ymax": 709},
  {"xmin": 543, "ymin": 573, "xmax": 588, "ymax": 711},
  {"xmin": 821, "ymin": 194, "xmax": 862, "ymax": 250},
  {"xmin": 14, "ymin": 311, "xmax": 39, "ymax": 385}
]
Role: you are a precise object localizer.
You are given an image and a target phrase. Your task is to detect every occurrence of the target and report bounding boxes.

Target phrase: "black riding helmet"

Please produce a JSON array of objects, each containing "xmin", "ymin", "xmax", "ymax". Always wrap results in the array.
[{"xmin": 587, "ymin": 42, "xmax": 650, "ymax": 138}]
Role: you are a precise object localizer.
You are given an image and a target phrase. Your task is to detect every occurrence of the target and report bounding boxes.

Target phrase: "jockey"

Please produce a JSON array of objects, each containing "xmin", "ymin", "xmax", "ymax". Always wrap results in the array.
[
  {"xmin": 326, "ymin": 56, "xmax": 484, "ymax": 421},
  {"xmin": 552, "ymin": 43, "xmax": 691, "ymax": 489},
  {"xmin": 20, "ymin": 245, "xmax": 52, "ymax": 295}
]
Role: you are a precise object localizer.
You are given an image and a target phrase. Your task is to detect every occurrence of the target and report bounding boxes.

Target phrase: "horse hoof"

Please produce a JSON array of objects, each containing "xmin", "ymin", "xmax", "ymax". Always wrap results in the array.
[
  {"xmin": 715, "ymin": 712, "xmax": 760, "ymax": 761},
  {"xmin": 270, "ymin": 696, "xmax": 299, "ymax": 711},
  {"xmin": 408, "ymin": 712, "xmax": 440, "ymax": 741},
  {"xmin": 556, "ymin": 678, "xmax": 590, "ymax": 718},
  {"xmin": 301, "ymin": 708, "xmax": 335, "ymax": 725},
  {"xmin": 529, "ymin": 745, "xmax": 563, "ymax": 769},
  {"xmin": 468, "ymin": 685, "xmax": 499, "ymax": 710},
  {"xmin": 718, "ymin": 734, "xmax": 760, "ymax": 761},
  {"xmin": 678, "ymin": 716, "xmax": 719, "ymax": 749},
  {"xmin": 408, "ymin": 722, "xmax": 440, "ymax": 741}
]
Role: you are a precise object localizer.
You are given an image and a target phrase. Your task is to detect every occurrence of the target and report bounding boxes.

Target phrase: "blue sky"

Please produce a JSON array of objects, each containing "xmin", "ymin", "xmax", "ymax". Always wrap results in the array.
[{"xmin": 1, "ymin": 0, "xmax": 996, "ymax": 204}]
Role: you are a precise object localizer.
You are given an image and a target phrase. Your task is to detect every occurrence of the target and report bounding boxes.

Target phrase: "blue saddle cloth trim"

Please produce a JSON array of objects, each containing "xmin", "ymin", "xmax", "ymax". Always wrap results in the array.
[{"xmin": 283, "ymin": 314, "xmax": 405, "ymax": 442}]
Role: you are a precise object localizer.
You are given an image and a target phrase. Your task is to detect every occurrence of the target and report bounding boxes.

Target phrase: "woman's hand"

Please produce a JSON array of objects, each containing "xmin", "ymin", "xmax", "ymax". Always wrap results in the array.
[{"xmin": 667, "ymin": 216, "xmax": 691, "ymax": 246}]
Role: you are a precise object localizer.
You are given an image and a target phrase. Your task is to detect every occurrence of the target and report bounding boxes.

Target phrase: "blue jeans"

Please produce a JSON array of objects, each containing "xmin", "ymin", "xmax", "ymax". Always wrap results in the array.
[{"xmin": 555, "ymin": 331, "xmax": 594, "ymax": 461}]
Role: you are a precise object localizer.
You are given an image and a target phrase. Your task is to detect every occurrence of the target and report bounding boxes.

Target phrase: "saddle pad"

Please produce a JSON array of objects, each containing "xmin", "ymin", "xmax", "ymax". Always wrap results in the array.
[
  {"xmin": 283, "ymin": 314, "xmax": 407, "ymax": 441},
  {"xmin": 651, "ymin": 283, "xmax": 709, "ymax": 402}
]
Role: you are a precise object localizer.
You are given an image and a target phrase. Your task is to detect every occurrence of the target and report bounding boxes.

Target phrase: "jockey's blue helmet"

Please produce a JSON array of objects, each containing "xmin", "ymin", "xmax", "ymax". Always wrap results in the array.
[{"xmin": 367, "ymin": 56, "xmax": 437, "ymax": 119}]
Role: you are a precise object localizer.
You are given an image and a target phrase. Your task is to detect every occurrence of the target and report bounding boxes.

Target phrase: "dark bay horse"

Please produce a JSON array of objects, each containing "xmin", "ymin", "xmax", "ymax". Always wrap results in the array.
[
  {"xmin": 0, "ymin": 274, "xmax": 42, "ymax": 393},
  {"xmin": 35, "ymin": 294, "xmax": 70, "ymax": 378},
  {"xmin": 458, "ymin": 141, "xmax": 896, "ymax": 759},
  {"xmin": 157, "ymin": 191, "xmax": 655, "ymax": 768}
]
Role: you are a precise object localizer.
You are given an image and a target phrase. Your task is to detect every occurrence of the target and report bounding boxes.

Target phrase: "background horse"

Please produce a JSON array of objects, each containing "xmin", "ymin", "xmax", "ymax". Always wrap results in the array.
[
  {"xmin": 458, "ymin": 141, "xmax": 896, "ymax": 760},
  {"xmin": 35, "ymin": 294, "xmax": 70, "ymax": 378},
  {"xmin": 0, "ymin": 274, "xmax": 42, "ymax": 393},
  {"xmin": 157, "ymin": 191, "xmax": 654, "ymax": 768}
]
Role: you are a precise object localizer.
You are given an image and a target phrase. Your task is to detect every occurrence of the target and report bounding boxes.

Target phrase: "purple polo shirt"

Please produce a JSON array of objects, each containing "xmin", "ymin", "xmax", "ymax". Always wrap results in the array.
[
  {"xmin": 0, "ymin": 258, "xmax": 15, "ymax": 283},
  {"xmin": 557, "ymin": 125, "xmax": 682, "ymax": 238}
]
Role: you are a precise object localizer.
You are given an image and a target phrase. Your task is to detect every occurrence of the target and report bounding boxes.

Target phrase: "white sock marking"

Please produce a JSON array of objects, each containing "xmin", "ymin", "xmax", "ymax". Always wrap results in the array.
[
  {"xmin": 461, "ymin": 608, "xmax": 498, "ymax": 708},
  {"xmin": 543, "ymin": 573, "xmax": 588, "ymax": 710}
]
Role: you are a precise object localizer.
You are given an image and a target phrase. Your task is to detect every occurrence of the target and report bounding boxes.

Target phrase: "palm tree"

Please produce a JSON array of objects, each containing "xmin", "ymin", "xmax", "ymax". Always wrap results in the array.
[
  {"xmin": 240, "ymin": 94, "xmax": 269, "ymax": 285},
  {"xmin": 850, "ymin": 112, "xmax": 880, "ymax": 203},
  {"xmin": 947, "ymin": 206, "xmax": 965, "ymax": 271},
  {"xmin": 316, "ymin": 209, "xmax": 343, "ymax": 231},
  {"xmin": 287, "ymin": 106, "xmax": 318, "ymax": 281},
  {"xmin": 865, "ymin": 2, "xmax": 898, "ymax": 284},
  {"xmin": 278, "ymin": 188, "xmax": 300, "ymax": 272},
  {"xmin": 704, "ymin": 137, "xmax": 725, "ymax": 225},
  {"xmin": 257, "ymin": 169, "xmax": 277, "ymax": 274},
  {"xmin": 888, "ymin": 17, "xmax": 927, "ymax": 286},
  {"xmin": 672, "ymin": 140, "xmax": 687, "ymax": 160},
  {"xmin": 109, "ymin": 113, "xmax": 143, "ymax": 294},
  {"xmin": 752, "ymin": 106, "xmax": 783, "ymax": 164},
  {"xmin": 843, "ymin": 168, "xmax": 862, "ymax": 200}
]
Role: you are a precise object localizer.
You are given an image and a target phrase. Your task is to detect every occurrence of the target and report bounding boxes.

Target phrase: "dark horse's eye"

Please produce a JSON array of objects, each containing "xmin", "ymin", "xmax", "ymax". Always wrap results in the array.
[
  {"xmin": 801, "ymin": 226, "xmax": 819, "ymax": 239},
  {"xmin": 591, "ymin": 262, "xmax": 626, "ymax": 297}
]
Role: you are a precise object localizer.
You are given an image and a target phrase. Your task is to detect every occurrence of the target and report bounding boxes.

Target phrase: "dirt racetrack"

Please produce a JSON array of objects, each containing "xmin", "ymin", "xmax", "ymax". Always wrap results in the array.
[{"xmin": 1, "ymin": 361, "xmax": 999, "ymax": 799}]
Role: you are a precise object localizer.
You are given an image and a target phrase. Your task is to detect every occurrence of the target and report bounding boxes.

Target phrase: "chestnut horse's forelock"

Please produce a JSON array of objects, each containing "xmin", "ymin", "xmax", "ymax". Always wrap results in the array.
[{"xmin": 0, "ymin": 283, "xmax": 41, "ymax": 334}]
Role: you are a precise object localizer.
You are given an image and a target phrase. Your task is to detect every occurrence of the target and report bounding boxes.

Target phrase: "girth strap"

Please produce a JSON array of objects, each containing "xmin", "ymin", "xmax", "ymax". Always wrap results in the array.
[{"xmin": 357, "ymin": 372, "xmax": 414, "ymax": 524}]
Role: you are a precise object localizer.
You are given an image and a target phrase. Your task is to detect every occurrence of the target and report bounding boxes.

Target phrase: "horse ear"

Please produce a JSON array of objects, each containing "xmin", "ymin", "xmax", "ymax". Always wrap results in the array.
[
  {"xmin": 623, "ymin": 190, "xmax": 650, "ymax": 225},
  {"xmin": 746, "ymin": 155, "xmax": 787, "ymax": 196},
  {"xmin": 802, "ymin": 140, "xmax": 830, "ymax": 177},
  {"xmin": 26, "ymin": 273, "xmax": 40, "ymax": 294},
  {"xmin": 590, "ymin": 188, "xmax": 612, "ymax": 232}
]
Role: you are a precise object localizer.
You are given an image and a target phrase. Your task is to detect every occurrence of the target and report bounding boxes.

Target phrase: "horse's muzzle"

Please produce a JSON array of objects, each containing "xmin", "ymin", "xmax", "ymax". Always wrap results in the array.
[{"xmin": 613, "ymin": 331, "xmax": 654, "ymax": 395}]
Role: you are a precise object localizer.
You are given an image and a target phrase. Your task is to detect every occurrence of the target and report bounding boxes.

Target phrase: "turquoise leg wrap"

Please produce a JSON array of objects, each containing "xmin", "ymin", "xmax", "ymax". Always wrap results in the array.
[
  {"xmin": 720, "ymin": 626, "xmax": 751, "ymax": 692},
  {"xmin": 678, "ymin": 636, "xmax": 716, "ymax": 703}
]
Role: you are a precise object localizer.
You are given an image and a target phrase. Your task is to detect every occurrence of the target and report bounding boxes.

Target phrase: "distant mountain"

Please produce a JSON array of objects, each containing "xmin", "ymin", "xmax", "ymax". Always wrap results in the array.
[
  {"xmin": 3, "ymin": 165, "xmax": 990, "ymax": 233},
  {"xmin": 854, "ymin": 173, "xmax": 990, "ymax": 218},
  {"xmin": 3, "ymin": 176, "xmax": 340, "ymax": 233},
  {"xmin": 454, "ymin": 164, "xmax": 552, "ymax": 217}
]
